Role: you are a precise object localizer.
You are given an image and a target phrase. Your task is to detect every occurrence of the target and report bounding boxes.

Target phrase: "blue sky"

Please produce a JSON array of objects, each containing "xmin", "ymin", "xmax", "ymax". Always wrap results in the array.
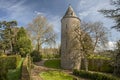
[{"xmin": 0, "ymin": 0, "xmax": 120, "ymax": 49}]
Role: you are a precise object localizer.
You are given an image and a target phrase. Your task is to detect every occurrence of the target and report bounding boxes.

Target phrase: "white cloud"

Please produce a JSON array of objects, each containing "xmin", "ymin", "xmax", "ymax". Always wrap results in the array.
[
  {"xmin": 47, "ymin": 15, "xmax": 61, "ymax": 45},
  {"xmin": 0, "ymin": 0, "xmax": 34, "ymax": 26},
  {"xmin": 107, "ymin": 41, "xmax": 117, "ymax": 50},
  {"xmin": 34, "ymin": 11, "xmax": 45, "ymax": 16}
]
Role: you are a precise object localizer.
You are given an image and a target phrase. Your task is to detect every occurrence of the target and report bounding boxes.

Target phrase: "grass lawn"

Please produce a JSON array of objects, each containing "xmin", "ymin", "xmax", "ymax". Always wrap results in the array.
[
  {"xmin": 44, "ymin": 59, "xmax": 61, "ymax": 69},
  {"xmin": 39, "ymin": 70, "xmax": 73, "ymax": 80}
]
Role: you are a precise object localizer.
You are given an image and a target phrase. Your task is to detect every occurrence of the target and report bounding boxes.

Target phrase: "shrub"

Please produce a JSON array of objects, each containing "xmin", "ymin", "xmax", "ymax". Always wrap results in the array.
[
  {"xmin": 7, "ymin": 58, "xmax": 24, "ymax": 80},
  {"xmin": 0, "ymin": 56, "xmax": 20, "ymax": 70},
  {"xmin": 30, "ymin": 50, "xmax": 42, "ymax": 62},
  {"xmin": 0, "ymin": 55, "xmax": 21, "ymax": 80},
  {"xmin": 81, "ymin": 58, "xmax": 113, "ymax": 73},
  {"xmin": 73, "ymin": 69, "xmax": 120, "ymax": 80},
  {"xmin": 42, "ymin": 54, "xmax": 60, "ymax": 59}
]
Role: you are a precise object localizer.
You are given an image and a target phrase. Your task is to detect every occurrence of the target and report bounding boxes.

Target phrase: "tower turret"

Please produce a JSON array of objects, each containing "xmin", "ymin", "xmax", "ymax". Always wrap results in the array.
[{"xmin": 61, "ymin": 5, "xmax": 81, "ymax": 69}]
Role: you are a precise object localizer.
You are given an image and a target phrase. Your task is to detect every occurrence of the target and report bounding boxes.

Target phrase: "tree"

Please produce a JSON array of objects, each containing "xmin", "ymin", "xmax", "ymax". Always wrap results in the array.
[
  {"xmin": 99, "ymin": 0, "xmax": 120, "ymax": 31},
  {"xmin": 15, "ymin": 27, "xmax": 32, "ymax": 57},
  {"xmin": 99, "ymin": 0, "xmax": 120, "ymax": 76},
  {"xmin": 114, "ymin": 40, "xmax": 120, "ymax": 76},
  {"xmin": 0, "ymin": 21, "xmax": 17, "ymax": 53},
  {"xmin": 81, "ymin": 22, "xmax": 108, "ymax": 51},
  {"xmin": 72, "ymin": 21, "xmax": 108, "ymax": 71},
  {"xmin": 27, "ymin": 15, "xmax": 56, "ymax": 52},
  {"xmin": 74, "ymin": 27, "xmax": 93, "ymax": 71}
]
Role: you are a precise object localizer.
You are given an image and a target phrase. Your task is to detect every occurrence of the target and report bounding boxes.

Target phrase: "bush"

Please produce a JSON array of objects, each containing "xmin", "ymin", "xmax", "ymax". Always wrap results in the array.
[
  {"xmin": 0, "ymin": 55, "xmax": 21, "ymax": 80},
  {"xmin": 30, "ymin": 50, "xmax": 42, "ymax": 62},
  {"xmin": 0, "ymin": 55, "xmax": 21, "ymax": 70},
  {"xmin": 7, "ymin": 58, "xmax": 24, "ymax": 80},
  {"xmin": 42, "ymin": 54, "xmax": 60, "ymax": 59},
  {"xmin": 81, "ymin": 58, "xmax": 113, "ymax": 73},
  {"xmin": 73, "ymin": 69, "xmax": 120, "ymax": 80}
]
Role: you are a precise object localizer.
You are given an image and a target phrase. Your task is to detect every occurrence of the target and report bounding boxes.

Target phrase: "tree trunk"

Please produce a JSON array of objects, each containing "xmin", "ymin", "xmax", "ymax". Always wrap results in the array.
[
  {"xmin": 3, "ymin": 49, "xmax": 6, "ymax": 54},
  {"xmin": 74, "ymin": 58, "xmax": 81, "ymax": 70},
  {"xmin": 84, "ymin": 57, "xmax": 88, "ymax": 71},
  {"xmin": 114, "ymin": 54, "xmax": 120, "ymax": 76},
  {"xmin": 37, "ymin": 39, "xmax": 40, "ymax": 52}
]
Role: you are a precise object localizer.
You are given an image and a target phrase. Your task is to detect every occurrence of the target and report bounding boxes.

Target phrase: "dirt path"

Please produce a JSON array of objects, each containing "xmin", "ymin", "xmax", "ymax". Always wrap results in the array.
[{"xmin": 31, "ymin": 60, "xmax": 89, "ymax": 80}]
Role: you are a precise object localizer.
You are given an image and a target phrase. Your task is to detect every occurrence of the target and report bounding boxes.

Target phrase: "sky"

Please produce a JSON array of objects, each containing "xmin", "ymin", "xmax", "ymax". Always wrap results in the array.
[{"xmin": 0, "ymin": 0, "xmax": 120, "ymax": 49}]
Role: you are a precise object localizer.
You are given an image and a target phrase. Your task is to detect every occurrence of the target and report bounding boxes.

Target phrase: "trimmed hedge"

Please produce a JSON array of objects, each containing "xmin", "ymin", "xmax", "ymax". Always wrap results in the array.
[
  {"xmin": 42, "ymin": 54, "xmax": 60, "ymax": 59},
  {"xmin": 7, "ymin": 58, "xmax": 24, "ymax": 80},
  {"xmin": 81, "ymin": 58, "xmax": 113, "ymax": 73},
  {"xmin": 0, "ymin": 55, "xmax": 21, "ymax": 80},
  {"xmin": 73, "ymin": 69, "xmax": 120, "ymax": 80}
]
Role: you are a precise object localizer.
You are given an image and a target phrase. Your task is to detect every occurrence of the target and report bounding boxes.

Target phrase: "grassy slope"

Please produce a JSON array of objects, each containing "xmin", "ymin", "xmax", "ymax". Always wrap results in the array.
[
  {"xmin": 40, "ymin": 71, "xmax": 73, "ymax": 80},
  {"xmin": 44, "ymin": 59, "xmax": 61, "ymax": 69}
]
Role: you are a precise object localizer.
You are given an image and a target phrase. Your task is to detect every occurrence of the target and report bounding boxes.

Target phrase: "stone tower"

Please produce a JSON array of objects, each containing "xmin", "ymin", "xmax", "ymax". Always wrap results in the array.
[{"xmin": 61, "ymin": 5, "xmax": 81, "ymax": 70}]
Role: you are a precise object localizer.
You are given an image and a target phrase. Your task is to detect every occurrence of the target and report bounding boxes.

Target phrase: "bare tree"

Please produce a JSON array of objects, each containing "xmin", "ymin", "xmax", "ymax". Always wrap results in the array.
[
  {"xmin": 81, "ymin": 22, "xmax": 109, "ymax": 51},
  {"xmin": 74, "ymin": 27, "xmax": 93, "ymax": 71},
  {"xmin": 27, "ymin": 15, "xmax": 56, "ymax": 52},
  {"xmin": 72, "ymin": 21, "xmax": 108, "ymax": 71}
]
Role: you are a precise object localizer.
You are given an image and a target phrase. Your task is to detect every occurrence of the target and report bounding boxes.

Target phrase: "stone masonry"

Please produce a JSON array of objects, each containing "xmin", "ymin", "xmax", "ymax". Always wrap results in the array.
[{"xmin": 61, "ymin": 5, "xmax": 81, "ymax": 70}]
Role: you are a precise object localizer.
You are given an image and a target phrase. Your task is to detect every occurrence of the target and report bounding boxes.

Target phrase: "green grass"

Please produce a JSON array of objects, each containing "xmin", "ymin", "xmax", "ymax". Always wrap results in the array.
[
  {"xmin": 44, "ymin": 59, "xmax": 61, "ymax": 69},
  {"xmin": 7, "ymin": 58, "xmax": 24, "ymax": 80},
  {"xmin": 40, "ymin": 70, "xmax": 73, "ymax": 80}
]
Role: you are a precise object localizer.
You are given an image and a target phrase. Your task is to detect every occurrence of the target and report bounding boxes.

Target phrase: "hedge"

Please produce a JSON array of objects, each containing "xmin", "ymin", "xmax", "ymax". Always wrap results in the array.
[
  {"xmin": 73, "ymin": 69, "xmax": 120, "ymax": 80},
  {"xmin": 0, "ymin": 55, "xmax": 21, "ymax": 80},
  {"xmin": 7, "ymin": 58, "xmax": 24, "ymax": 80},
  {"xmin": 81, "ymin": 58, "xmax": 113, "ymax": 73},
  {"xmin": 0, "ymin": 55, "xmax": 21, "ymax": 69}
]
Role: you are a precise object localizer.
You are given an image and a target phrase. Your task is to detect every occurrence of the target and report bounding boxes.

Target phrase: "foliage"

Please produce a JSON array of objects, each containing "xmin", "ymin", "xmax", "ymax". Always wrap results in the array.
[
  {"xmin": 73, "ymin": 69, "xmax": 120, "ymax": 80},
  {"xmin": 30, "ymin": 50, "xmax": 42, "ymax": 62},
  {"xmin": 39, "ymin": 70, "xmax": 73, "ymax": 80},
  {"xmin": 15, "ymin": 27, "xmax": 32, "ymax": 57},
  {"xmin": 0, "ymin": 21, "xmax": 18, "ymax": 53},
  {"xmin": 42, "ymin": 54, "xmax": 60, "ymax": 59},
  {"xmin": 114, "ymin": 40, "xmax": 120, "ymax": 76},
  {"xmin": 99, "ymin": 0, "xmax": 120, "ymax": 31},
  {"xmin": 7, "ymin": 58, "xmax": 24, "ymax": 80},
  {"xmin": 0, "ymin": 55, "xmax": 21, "ymax": 80},
  {"xmin": 81, "ymin": 58, "xmax": 113, "ymax": 73},
  {"xmin": 44, "ymin": 59, "xmax": 61, "ymax": 69}
]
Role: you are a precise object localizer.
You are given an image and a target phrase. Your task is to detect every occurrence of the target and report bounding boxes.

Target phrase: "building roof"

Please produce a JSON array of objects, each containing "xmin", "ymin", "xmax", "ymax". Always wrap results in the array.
[{"xmin": 62, "ymin": 5, "xmax": 80, "ymax": 20}]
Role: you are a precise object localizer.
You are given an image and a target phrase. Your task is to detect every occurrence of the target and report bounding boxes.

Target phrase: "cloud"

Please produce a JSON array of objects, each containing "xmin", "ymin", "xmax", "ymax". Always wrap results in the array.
[
  {"xmin": 0, "ymin": 0, "xmax": 34, "ymax": 26},
  {"xmin": 77, "ymin": 0, "xmax": 120, "ymax": 42},
  {"xmin": 47, "ymin": 15, "xmax": 61, "ymax": 45},
  {"xmin": 107, "ymin": 41, "xmax": 116, "ymax": 50}
]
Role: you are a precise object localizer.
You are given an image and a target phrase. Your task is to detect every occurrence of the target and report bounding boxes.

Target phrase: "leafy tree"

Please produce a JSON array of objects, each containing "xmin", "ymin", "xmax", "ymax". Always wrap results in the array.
[
  {"xmin": 15, "ymin": 27, "xmax": 32, "ymax": 57},
  {"xmin": 100, "ymin": 0, "xmax": 120, "ymax": 31},
  {"xmin": 99, "ymin": 0, "xmax": 120, "ymax": 76},
  {"xmin": 27, "ymin": 15, "xmax": 56, "ymax": 52},
  {"xmin": 0, "ymin": 21, "xmax": 17, "ymax": 53}
]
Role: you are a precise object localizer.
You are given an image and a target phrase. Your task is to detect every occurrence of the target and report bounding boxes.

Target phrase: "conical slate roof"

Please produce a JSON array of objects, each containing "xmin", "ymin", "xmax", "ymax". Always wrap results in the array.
[{"xmin": 63, "ymin": 5, "xmax": 77, "ymax": 18}]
